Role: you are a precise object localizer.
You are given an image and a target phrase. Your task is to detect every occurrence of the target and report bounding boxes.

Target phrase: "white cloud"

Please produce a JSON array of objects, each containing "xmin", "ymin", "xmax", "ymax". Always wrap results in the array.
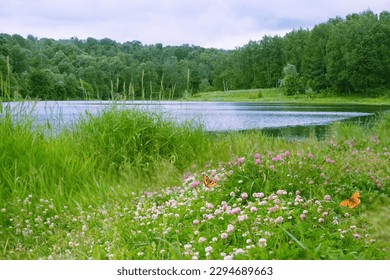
[{"xmin": 0, "ymin": 0, "xmax": 388, "ymax": 49}]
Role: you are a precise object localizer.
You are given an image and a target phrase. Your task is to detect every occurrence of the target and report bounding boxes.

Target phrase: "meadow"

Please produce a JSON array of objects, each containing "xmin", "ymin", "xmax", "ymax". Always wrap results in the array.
[
  {"xmin": 0, "ymin": 103, "xmax": 389, "ymax": 260},
  {"xmin": 185, "ymin": 87, "xmax": 390, "ymax": 105}
]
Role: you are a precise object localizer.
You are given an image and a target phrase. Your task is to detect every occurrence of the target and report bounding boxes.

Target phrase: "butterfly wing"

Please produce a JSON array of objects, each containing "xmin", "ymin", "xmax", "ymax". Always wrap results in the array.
[
  {"xmin": 348, "ymin": 192, "xmax": 361, "ymax": 208},
  {"xmin": 339, "ymin": 199, "xmax": 350, "ymax": 207},
  {"xmin": 202, "ymin": 174, "xmax": 218, "ymax": 188},
  {"xmin": 340, "ymin": 192, "xmax": 360, "ymax": 208}
]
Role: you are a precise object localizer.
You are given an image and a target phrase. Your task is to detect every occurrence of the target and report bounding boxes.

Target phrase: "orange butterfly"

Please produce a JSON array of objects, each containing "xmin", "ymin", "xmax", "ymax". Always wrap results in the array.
[
  {"xmin": 202, "ymin": 173, "xmax": 218, "ymax": 188},
  {"xmin": 339, "ymin": 192, "xmax": 361, "ymax": 209}
]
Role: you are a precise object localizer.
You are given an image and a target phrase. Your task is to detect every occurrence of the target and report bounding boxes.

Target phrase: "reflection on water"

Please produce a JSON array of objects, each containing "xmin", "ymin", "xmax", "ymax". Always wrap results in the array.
[{"xmin": 2, "ymin": 100, "xmax": 389, "ymax": 139}]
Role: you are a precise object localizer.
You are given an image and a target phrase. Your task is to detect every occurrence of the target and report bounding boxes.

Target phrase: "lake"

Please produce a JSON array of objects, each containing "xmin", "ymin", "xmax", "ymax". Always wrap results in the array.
[{"xmin": 2, "ymin": 100, "xmax": 389, "ymax": 139}]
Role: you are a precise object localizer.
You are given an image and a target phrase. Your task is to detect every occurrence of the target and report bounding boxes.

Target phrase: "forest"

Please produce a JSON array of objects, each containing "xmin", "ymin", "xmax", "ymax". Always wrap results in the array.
[{"xmin": 0, "ymin": 10, "xmax": 389, "ymax": 100}]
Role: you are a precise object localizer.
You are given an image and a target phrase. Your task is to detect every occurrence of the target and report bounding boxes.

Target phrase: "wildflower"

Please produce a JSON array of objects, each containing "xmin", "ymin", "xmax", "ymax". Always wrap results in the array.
[
  {"xmin": 193, "ymin": 219, "xmax": 200, "ymax": 225},
  {"xmin": 268, "ymin": 205, "xmax": 279, "ymax": 213},
  {"xmin": 198, "ymin": 237, "xmax": 206, "ymax": 243},
  {"xmin": 276, "ymin": 190, "xmax": 287, "ymax": 195},
  {"xmin": 255, "ymin": 153, "xmax": 261, "ymax": 159},
  {"xmin": 237, "ymin": 157, "xmax": 244, "ymax": 164},
  {"xmin": 241, "ymin": 193, "xmax": 248, "ymax": 199},
  {"xmin": 353, "ymin": 233, "xmax": 361, "ymax": 239},
  {"xmin": 255, "ymin": 158, "xmax": 261, "ymax": 165},
  {"xmin": 269, "ymin": 165, "xmax": 275, "ymax": 170},
  {"xmin": 272, "ymin": 154, "xmax": 282, "ymax": 162},
  {"xmin": 258, "ymin": 238, "xmax": 267, "ymax": 248},
  {"xmin": 206, "ymin": 202, "xmax": 214, "ymax": 209},
  {"xmin": 285, "ymin": 150, "xmax": 291, "ymax": 157},
  {"xmin": 221, "ymin": 233, "xmax": 228, "ymax": 239},
  {"xmin": 324, "ymin": 195, "xmax": 331, "ymax": 201},
  {"xmin": 224, "ymin": 255, "xmax": 233, "ymax": 260},
  {"xmin": 250, "ymin": 206, "xmax": 257, "ymax": 213},
  {"xmin": 332, "ymin": 219, "xmax": 339, "ymax": 225},
  {"xmin": 274, "ymin": 216, "xmax": 284, "ymax": 224},
  {"xmin": 253, "ymin": 192, "xmax": 265, "ymax": 198},
  {"xmin": 308, "ymin": 152, "xmax": 314, "ymax": 159},
  {"xmin": 325, "ymin": 157, "xmax": 335, "ymax": 164},
  {"xmin": 318, "ymin": 218, "xmax": 324, "ymax": 223},
  {"xmin": 238, "ymin": 214, "xmax": 248, "ymax": 222},
  {"xmin": 205, "ymin": 246, "xmax": 213, "ymax": 253},
  {"xmin": 300, "ymin": 214, "xmax": 306, "ymax": 220},
  {"xmin": 234, "ymin": 248, "xmax": 246, "ymax": 255},
  {"xmin": 191, "ymin": 180, "xmax": 200, "ymax": 188},
  {"xmin": 230, "ymin": 192, "xmax": 235, "ymax": 197},
  {"xmin": 226, "ymin": 224, "xmax": 234, "ymax": 233}
]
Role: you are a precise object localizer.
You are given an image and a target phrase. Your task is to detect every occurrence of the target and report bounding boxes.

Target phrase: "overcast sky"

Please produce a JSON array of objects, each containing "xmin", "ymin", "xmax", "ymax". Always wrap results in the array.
[{"xmin": 0, "ymin": 0, "xmax": 388, "ymax": 49}]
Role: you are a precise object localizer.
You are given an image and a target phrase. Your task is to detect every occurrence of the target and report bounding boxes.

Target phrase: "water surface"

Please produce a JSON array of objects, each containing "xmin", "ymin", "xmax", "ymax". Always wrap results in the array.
[{"xmin": 3, "ymin": 100, "xmax": 388, "ymax": 139}]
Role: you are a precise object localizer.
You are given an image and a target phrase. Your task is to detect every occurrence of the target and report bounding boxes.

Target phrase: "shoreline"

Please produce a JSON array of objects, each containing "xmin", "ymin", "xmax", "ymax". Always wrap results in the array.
[{"xmin": 180, "ymin": 88, "xmax": 390, "ymax": 105}]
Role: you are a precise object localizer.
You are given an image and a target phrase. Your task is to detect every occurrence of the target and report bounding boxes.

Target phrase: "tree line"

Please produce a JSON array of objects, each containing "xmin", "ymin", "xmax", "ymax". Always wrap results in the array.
[{"xmin": 0, "ymin": 10, "xmax": 389, "ymax": 100}]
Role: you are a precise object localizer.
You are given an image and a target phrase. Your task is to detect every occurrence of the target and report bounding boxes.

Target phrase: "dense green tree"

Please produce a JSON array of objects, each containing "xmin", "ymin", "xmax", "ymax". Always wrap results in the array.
[
  {"xmin": 283, "ymin": 28, "xmax": 309, "ymax": 74},
  {"xmin": 28, "ymin": 69, "xmax": 55, "ymax": 99},
  {"xmin": 0, "ymin": 9, "xmax": 389, "ymax": 100},
  {"xmin": 301, "ymin": 23, "xmax": 329, "ymax": 90},
  {"xmin": 325, "ymin": 17, "xmax": 350, "ymax": 92},
  {"xmin": 281, "ymin": 64, "xmax": 301, "ymax": 95}
]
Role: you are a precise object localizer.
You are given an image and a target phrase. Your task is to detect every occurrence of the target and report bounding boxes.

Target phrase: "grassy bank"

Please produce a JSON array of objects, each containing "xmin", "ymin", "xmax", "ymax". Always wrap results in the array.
[
  {"xmin": 0, "ymin": 105, "xmax": 389, "ymax": 259},
  {"xmin": 184, "ymin": 88, "xmax": 390, "ymax": 105}
]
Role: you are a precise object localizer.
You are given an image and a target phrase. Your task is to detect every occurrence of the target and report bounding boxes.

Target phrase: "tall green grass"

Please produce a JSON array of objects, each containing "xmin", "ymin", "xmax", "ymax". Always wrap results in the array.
[
  {"xmin": 0, "ymin": 105, "xmax": 389, "ymax": 259},
  {"xmin": 0, "ymin": 106, "xmax": 214, "ymax": 205}
]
